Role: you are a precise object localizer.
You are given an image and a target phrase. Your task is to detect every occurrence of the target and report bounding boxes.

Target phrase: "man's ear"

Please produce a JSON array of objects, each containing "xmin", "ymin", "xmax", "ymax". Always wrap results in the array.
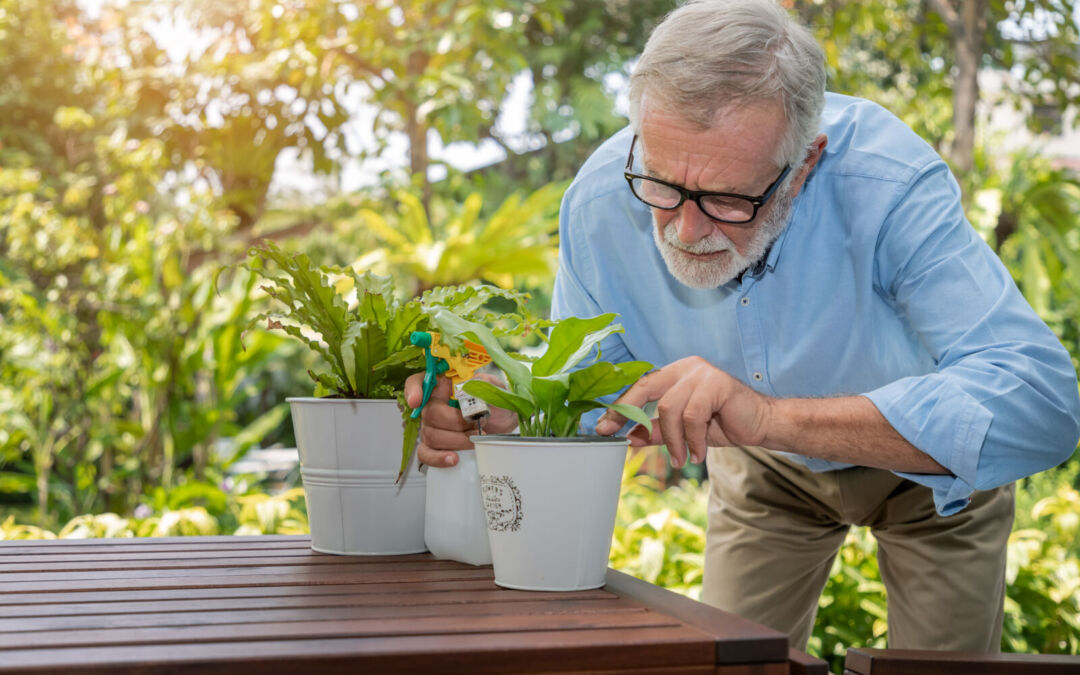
[{"xmin": 789, "ymin": 134, "xmax": 828, "ymax": 199}]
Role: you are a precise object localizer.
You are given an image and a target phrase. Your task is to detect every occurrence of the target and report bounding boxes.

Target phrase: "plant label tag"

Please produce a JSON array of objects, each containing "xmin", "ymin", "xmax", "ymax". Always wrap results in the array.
[{"xmin": 455, "ymin": 382, "xmax": 490, "ymax": 421}]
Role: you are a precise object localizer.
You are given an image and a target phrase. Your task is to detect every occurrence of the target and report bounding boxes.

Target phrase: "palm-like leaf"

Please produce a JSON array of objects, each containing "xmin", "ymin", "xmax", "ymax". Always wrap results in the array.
[{"xmin": 357, "ymin": 182, "xmax": 566, "ymax": 292}]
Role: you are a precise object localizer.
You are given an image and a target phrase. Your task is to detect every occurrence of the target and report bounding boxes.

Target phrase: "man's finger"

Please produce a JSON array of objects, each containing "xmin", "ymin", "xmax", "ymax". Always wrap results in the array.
[
  {"xmin": 594, "ymin": 368, "xmax": 673, "ymax": 434},
  {"xmin": 626, "ymin": 424, "xmax": 663, "ymax": 447},
  {"xmin": 420, "ymin": 420, "xmax": 476, "ymax": 451},
  {"xmin": 405, "ymin": 373, "xmax": 453, "ymax": 410},
  {"xmin": 417, "ymin": 441, "xmax": 459, "ymax": 468},
  {"xmin": 421, "ymin": 397, "xmax": 475, "ymax": 432},
  {"xmin": 404, "ymin": 372, "xmax": 424, "ymax": 408}
]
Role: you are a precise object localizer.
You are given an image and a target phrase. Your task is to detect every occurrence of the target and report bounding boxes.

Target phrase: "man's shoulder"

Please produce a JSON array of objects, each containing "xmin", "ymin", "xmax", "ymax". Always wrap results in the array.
[{"xmin": 818, "ymin": 93, "xmax": 943, "ymax": 184}]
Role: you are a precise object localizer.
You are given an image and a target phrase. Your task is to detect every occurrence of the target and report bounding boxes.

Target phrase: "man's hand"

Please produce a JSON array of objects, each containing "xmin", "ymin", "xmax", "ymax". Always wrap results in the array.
[
  {"xmin": 594, "ymin": 356, "xmax": 773, "ymax": 468},
  {"xmin": 403, "ymin": 371, "xmax": 517, "ymax": 468}
]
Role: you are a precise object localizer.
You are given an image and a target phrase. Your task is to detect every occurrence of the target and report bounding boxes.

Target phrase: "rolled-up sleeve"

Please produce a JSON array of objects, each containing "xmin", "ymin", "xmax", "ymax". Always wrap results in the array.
[{"xmin": 864, "ymin": 161, "xmax": 1080, "ymax": 515}]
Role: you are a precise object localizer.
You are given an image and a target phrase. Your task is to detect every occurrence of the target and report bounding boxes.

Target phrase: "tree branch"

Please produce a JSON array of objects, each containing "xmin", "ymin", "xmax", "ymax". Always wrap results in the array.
[
  {"xmin": 926, "ymin": 0, "xmax": 962, "ymax": 33},
  {"xmin": 329, "ymin": 47, "xmax": 389, "ymax": 83}
]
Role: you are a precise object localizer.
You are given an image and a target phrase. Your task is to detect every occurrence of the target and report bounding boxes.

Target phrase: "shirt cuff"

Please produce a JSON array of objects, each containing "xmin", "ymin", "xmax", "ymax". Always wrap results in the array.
[{"xmin": 863, "ymin": 375, "xmax": 992, "ymax": 516}]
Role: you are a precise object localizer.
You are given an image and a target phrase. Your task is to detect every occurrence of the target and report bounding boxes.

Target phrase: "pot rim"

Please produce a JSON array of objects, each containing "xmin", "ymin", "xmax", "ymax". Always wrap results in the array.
[
  {"xmin": 286, "ymin": 396, "xmax": 398, "ymax": 404},
  {"xmin": 469, "ymin": 434, "xmax": 627, "ymax": 444}
]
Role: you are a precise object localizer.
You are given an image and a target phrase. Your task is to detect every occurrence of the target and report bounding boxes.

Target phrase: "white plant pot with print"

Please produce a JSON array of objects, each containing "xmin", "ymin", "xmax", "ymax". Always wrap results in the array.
[
  {"xmin": 470, "ymin": 434, "xmax": 628, "ymax": 591},
  {"xmin": 423, "ymin": 449, "xmax": 492, "ymax": 566},
  {"xmin": 288, "ymin": 397, "xmax": 426, "ymax": 555}
]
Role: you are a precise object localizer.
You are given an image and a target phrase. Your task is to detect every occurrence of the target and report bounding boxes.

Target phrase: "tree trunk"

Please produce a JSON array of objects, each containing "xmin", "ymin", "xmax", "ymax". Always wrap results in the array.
[
  {"xmin": 949, "ymin": 0, "xmax": 985, "ymax": 174},
  {"xmin": 405, "ymin": 49, "xmax": 432, "ymax": 222},
  {"xmin": 36, "ymin": 464, "xmax": 49, "ymax": 528}
]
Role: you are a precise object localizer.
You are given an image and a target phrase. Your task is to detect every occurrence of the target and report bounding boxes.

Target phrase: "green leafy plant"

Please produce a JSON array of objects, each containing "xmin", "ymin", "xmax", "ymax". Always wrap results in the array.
[
  {"xmin": 432, "ymin": 310, "xmax": 652, "ymax": 438},
  {"xmin": 1004, "ymin": 484, "xmax": 1080, "ymax": 654},
  {"xmin": 238, "ymin": 240, "xmax": 533, "ymax": 471},
  {"xmin": 355, "ymin": 183, "xmax": 566, "ymax": 294}
]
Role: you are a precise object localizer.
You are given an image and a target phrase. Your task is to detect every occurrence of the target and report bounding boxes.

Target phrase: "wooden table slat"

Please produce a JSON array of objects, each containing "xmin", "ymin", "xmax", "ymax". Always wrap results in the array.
[
  {"xmin": 2, "ymin": 607, "xmax": 679, "ymax": 651},
  {"xmin": 0, "ymin": 578, "xmax": 550, "ymax": 606},
  {"xmin": 0, "ymin": 566, "xmax": 497, "ymax": 594},
  {"xmin": 0, "ymin": 535, "xmax": 310, "ymax": 555},
  {"xmin": 0, "ymin": 586, "xmax": 614, "ymax": 618},
  {"xmin": 0, "ymin": 597, "xmax": 644, "ymax": 632},
  {"xmin": 0, "ymin": 548, "xmax": 344, "ymax": 565},
  {"xmin": 0, "ymin": 626, "xmax": 718, "ymax": 674},
  {"xmin": 0, "ymin": 557, "xmax": 471, "ymax": 580}
]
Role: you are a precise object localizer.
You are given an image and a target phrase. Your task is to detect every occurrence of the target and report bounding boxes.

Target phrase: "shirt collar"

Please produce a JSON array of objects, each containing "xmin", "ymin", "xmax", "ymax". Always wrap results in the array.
[{"xmin": 738, "ymin": 178, "xmax": 810, "ymax": 283}]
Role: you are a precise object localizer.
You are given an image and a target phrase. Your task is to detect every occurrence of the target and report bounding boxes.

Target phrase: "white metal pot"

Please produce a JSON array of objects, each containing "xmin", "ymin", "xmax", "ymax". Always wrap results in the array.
[
  {"xmin": 288, "ymin": 397, "xmax": 426, "ymax": 555},
  {"xmin": 424, "ymin": 449, "xmax": 492, "ymax": 566},
  {"xmin": 471, "ymin": 434, "xmax": 628, "ymax": 591}
]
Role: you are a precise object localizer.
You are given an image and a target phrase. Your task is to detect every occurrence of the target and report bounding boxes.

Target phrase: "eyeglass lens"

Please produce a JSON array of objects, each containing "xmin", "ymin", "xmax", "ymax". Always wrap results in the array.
[{"xmin": 629, "ymin": 177, "xmax": 757, "ymax": 222}]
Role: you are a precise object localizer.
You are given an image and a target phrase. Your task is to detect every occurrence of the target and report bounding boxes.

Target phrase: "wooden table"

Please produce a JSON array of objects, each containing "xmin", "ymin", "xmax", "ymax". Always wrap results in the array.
[{"xmin": 0, "ymin": 535, "xmax": 825, "ymax": 674}]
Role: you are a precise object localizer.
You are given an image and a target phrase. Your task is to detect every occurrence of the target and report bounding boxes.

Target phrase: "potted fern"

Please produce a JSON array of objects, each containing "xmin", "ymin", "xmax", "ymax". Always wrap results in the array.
[
  {"xmin": 431, "ymin": 309, "xmax": 653, "ymax": 590},
  {"xmin": 242, "ymin": 241, "xmax": 529, "ymax": 555}
]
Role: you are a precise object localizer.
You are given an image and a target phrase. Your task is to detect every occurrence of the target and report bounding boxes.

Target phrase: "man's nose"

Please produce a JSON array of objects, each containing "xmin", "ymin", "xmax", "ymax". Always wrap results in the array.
[{"xmin": 676, "ymin": 200, "xmax": 716, "ymax": 245}]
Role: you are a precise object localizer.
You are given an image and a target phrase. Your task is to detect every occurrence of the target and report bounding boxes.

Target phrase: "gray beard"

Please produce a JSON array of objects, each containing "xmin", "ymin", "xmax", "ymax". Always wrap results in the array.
[{"xmin": 652, "ymin": 187, "xmax": 795, "ymax": 289}]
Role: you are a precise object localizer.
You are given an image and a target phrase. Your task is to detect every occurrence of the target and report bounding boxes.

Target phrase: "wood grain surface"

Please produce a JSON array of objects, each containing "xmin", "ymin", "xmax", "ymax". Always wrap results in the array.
[{"xmin": 0, "ymin": 535, "xmax": 812, "ymax": 674}]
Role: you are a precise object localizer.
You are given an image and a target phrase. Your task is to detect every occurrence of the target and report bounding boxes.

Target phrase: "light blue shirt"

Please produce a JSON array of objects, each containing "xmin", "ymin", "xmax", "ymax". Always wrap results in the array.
[{"xmin": 551, "ymin": 93, "xmax": 1080, "ymax": 516}]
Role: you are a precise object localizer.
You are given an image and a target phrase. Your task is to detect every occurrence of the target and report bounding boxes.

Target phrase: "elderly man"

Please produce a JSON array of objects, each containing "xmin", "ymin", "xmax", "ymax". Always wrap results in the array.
[{"xmin": 406, "ymin": 0, "xmax": 1080, "ymax": 653}]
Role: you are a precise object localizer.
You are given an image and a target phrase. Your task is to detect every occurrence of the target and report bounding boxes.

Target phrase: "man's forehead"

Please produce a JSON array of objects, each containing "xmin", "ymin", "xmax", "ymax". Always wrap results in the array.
[{"xmin": 636, "ymin": 100, "xmax": 786, "ymax": 186}]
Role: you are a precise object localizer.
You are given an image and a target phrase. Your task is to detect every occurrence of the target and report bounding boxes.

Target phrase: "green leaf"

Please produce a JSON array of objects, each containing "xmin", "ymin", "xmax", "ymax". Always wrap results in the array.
[
  {"xmin": 397, "ymin": 392, "xmax": 421, "ymax": 482},
  {"xmin": 461, "ymin": 379, "xmax": 536, "ymax": 420},
  {"xmin": 373, "ymin": 345, "xmax": 423, "ymax": 371},
  {"xmin": 531, "ymin": 314, "xmax": 623, "ymax": 377},
  {"xmin": 532, "ymin": 375, "xmax": 570, "ymax": 436},
  {"xmin": 568, "ymin": 360, "xmax": 652, "ymax": 402},
  {"xmin": 351, "ymin": 289, "xmax": 390, "ymax": 396},
  {"xmin": 601, "ymin": 402, "xmax": 653, "ymax": 435}
]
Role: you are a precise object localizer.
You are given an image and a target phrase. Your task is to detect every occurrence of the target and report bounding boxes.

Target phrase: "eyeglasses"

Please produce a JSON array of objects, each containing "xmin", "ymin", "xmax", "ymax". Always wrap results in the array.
[{"xmin": 623, "ymin": 134, "xmax": 790, "ymax": 226}]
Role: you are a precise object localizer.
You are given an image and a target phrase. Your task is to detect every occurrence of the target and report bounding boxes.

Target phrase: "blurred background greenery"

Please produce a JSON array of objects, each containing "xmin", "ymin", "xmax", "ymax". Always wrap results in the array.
[{"xmin": 1, "ymin": 1, "xmax": 1078, "ymax": 671}]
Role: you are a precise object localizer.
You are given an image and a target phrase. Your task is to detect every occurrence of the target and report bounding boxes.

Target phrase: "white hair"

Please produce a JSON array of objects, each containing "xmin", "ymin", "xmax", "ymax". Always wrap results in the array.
[{"xmin": 628, "ymin": 0, "xmax": 826, "ymax": 168}]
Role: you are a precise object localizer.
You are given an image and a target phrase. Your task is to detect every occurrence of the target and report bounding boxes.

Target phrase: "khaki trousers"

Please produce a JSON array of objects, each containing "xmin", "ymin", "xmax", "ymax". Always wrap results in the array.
[{"xmin": 702, "ymin": 445, "xmax": 1015, "ymax": 652}]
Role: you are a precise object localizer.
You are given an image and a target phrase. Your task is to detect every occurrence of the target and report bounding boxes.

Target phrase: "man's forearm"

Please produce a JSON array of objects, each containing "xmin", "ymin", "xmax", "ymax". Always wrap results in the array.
[{"xmin": 763, "ymin": 395, "xmax": 949, "ymax": 474}]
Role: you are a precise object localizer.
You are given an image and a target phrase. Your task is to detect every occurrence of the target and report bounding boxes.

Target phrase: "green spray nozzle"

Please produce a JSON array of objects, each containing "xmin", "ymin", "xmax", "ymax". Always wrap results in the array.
[{"xmin": 410, "ymin": 331, "xmax": 449, "ymax": 418}]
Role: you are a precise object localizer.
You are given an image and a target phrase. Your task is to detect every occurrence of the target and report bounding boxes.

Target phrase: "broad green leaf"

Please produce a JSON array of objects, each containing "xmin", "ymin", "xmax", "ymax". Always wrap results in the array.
[
  {"xmin": 396, "ymin": 191, "xmax": 433, "ymax": 245},
  {"xmin": 461, "ymin": 379, "xmax": 536, "ymax": 420},
  {"xmin": 360, "ymin": 208, "xmax": 411, "ymax": 247},
  {"xmin": 568, "ymin": 360, "xmax": 652, "ymax": 402},
  {"xmin": 531, "ymin": 314, "xmax": 623, "ymax": 377},
  {"xmin": 479, "ymin": 246, "xmax": 555, "ymax": 279}
]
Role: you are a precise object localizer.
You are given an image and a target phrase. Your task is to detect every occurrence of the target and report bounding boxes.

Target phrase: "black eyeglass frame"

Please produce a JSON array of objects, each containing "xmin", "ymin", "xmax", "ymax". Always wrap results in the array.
[{"xmin": 623, "ymin": 134, "xmax": 791, "ymax": 226}]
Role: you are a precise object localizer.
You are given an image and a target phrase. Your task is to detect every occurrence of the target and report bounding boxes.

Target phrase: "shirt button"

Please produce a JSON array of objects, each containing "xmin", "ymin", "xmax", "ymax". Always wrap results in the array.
[
  {"xmin": 740, "ymin": 297, "xmax": 750, "ymax": 306},
  {"xmin": 753, "ymin": 372, "xmax": 763, "ymax": 381}
]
